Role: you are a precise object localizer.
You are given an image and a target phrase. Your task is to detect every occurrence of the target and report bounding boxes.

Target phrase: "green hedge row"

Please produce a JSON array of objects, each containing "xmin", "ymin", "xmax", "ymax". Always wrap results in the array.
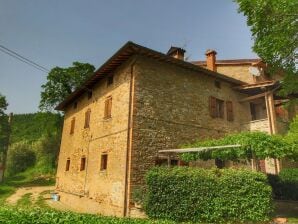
[
  {"xmin": 0, "ymin": 207, "xmax": 173, "ymax": 224},
  {"xmin": 145, "ymin": 167, "xmax": 273, "ymax": 223},
  {"xmin": 268, "ymin": 168, "xmax": 298, "ymax": 200}
]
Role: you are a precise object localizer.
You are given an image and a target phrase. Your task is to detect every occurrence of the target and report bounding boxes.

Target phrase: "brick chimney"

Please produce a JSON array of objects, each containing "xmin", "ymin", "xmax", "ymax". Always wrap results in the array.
[
  {"xmin": 205, "ymin": 49, "xmax": 217, "ymax": 72},
  {"xmin": 167, "ymin": 47, "xmax": 186, "ymax": 60}
]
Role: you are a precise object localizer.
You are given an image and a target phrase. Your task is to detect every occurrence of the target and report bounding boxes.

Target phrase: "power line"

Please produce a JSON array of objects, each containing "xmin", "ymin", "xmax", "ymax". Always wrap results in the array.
[
  {"xmin": 0, "ymin": 44, "xmax": 50, "ymax": 73},
  {"xmin": 0, "ymin": 48, "xmax": 48, "ymax": 73}
]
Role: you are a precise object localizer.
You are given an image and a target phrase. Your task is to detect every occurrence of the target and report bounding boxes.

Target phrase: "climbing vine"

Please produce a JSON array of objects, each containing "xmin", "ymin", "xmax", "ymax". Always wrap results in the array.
[{"xmin": 180, "ymin": 131, "xmax": 296, "ymax": 162}]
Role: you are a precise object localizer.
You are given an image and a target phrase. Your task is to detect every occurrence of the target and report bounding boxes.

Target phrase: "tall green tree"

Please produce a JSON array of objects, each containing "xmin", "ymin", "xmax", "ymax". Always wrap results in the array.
[
  {"xmin": 39, "ymin": 62, "xmax": 95, "ymax": 111},
  {"xmin": 0, "ymin": 93, "xmax": 8, "ymax": 115},
  {"xmin": 235, "ymin": 0, "xmax": 298, "ymax": 96}
]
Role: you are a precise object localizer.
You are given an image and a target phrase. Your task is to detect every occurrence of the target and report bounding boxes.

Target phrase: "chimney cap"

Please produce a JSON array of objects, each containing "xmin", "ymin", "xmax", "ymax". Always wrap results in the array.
[
  {"xmin": 205, "ymin": 49, "xmax": 217, "ymax": 56},
  {"xmin": 167, "ymin": 46, "xmax": 186, "ymax": 56}
]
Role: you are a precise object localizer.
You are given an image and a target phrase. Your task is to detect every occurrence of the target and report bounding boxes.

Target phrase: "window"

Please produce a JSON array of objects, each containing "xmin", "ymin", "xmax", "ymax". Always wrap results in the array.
[
  {"xmin": 226, "ymin": 101, "xmax": 234, "ymax": 121},
  {"xmin": 100, "ymin": 154, "xmax": 108, "ymax": 171},
  {"xmin": 65, "ymin": 158, "xmax": 70, "ymax": 171},
  {"xmin": 87, "ymin": 91, "xmax": 93, "ymax": 100},
  {"xmin": 107, "ymin": 75, "xmax": 114, "ymax": 86},
  {"xmin": 84, "ymin": 109, "xmax": 91, "ymax": 128},
  {"xmin": 73, "ymin": 102, "xmax": 78, "ymax": 109},
  {"xmin": 70, "ymin": 117, "xmax": 75, "ymax": 134},
  {"xmin": 80, "ymin": 157, "xmax": 86, "ymax": 171},
  {"xmin": 209, "ymin": 96, "xmax": 224, "ymax": 118},
  {"xmin": 104, "ymin": 97, "xmax": 112, "ymax": 119},
  {"xmin": 214, "ymin": 80, "xmax": 221, "ymax": 88}
]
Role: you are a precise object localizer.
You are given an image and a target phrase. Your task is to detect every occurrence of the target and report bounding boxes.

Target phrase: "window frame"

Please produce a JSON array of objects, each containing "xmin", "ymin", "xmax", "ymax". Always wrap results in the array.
[
  {"xmin": 84, "ymin": 109, "xmax": 91, "ymax": 128},
  {"xmin": 104, "ymin": 96, "xmax": 112, "ymax": 119},
  {"xmin": 87, "ymin": 91, "xmax": 93, "ymax": 100},
  {"xmin": 80, "ymin": 157, "xmax": 86, "ymax": 171},
  {"xmin": 107, "ymin": 75, "xmax": 114, "ymax": 86},
  {"xmin": 100, "ymin": 154, "xmax": 108, "ymax": 171},
  {"xmin": 226, "ymin": 101, "xmax": 234, "ymax": 121},
  {"xmin": 70, "ymin": 117, "xmax": 75, "ymax": 134},
  {"xmin": 209, "ymin": 96, "xmax": 224, "ymax": 119},
  {"xmin": 65, "ymin": 158, "xmax": 71, "ymax": 171}
]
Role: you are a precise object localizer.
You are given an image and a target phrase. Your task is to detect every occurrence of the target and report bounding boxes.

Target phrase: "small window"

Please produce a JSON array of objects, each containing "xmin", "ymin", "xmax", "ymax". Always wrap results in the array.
[
  {"xmin": 65, "ymin": 159, "xmax": 70, "ymax": 171},
  {"xmin": 104, "ymin": 97, "xmax": 112, "ymax": 119},
  {"xmin": 100, "ymin": 154, "xmax": 108, "ymax": 171},
  {"xmin": 73, "ymin": 102, "xmax": 78, "ymax": 109},
  {"xmin": 214, "ymin": 80, "xmax": 221, "ymax": 88},
  {"xmin": 107, "ymin": 75, "xmax": 114, "ymax": 86},
  {"xmin": 87, "ymin": 91, "xmax": 93, "ymax": 100},
  {"xmin": 80, "ymin": 157, "xmax": 86, "ymax": 171},
  {"xmin": 84, "ymin": 109, "xmax": 91, "ymax": 128},
  {"xmin": 70, "ymin": 117, "xmax": 75, "ymax": 134},
  {"xmin": 209, "ymin": 96, "xmax": 224, "ymax": 118},
  {"xmin": 226, "ymin": 101, "xmax": 234, "ymax": 121}
]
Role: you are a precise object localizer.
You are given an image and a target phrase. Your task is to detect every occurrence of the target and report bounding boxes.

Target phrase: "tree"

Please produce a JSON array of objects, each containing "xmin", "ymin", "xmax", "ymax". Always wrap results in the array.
[
  {"xmin": 39, "ymin": 62, "xmax": 95, "ymax": 111},
  {"xmin": 285, "ymin": 115, "xmax": 298, "ymax": 160},
  {"xmin": 0, "ymin": 94, "xmax": 8, "ymax": 115},
  {"xmin": 235, "ymin": 0, "xmax": 298, "ymax": 96}
]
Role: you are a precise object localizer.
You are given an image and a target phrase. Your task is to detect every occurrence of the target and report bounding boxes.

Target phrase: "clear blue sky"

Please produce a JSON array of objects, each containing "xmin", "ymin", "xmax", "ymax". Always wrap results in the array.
[{"xmin": 0, "ymin": 0, "xmax": 256, "ymax": 114}]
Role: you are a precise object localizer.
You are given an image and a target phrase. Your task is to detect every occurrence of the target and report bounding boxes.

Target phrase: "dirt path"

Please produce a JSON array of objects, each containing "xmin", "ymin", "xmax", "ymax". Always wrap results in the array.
[{"xmin": 6, "ymin": 186, "xmax": 55, "ymax": 205}]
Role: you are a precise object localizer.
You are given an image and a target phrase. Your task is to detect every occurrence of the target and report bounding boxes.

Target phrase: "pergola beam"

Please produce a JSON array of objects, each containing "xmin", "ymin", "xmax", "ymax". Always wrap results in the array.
[{"xmin": 158, "ymin": 144, "xmax": 242, "ymax": 154}]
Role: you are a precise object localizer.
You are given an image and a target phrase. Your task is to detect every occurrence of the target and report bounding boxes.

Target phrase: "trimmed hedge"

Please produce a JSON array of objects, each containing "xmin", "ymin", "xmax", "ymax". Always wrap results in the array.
[
  {"xmin": 268, "ymin": 168, "xmax": 298, "ymax": 200},
  {"xmin": 0, "ymin": 207, "xmax": 174, "ymax": 224},
  {"xmin": 145, "ymin": 167, "xmax": 273, "ymax": 223}
]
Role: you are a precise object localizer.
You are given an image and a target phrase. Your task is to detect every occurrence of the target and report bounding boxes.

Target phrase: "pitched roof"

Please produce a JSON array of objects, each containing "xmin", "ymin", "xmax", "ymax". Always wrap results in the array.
[
  {"xmin": 56, "ymin": 41, "xmax": 244, "ymax": 110},
  {"xmin": 193, "ymin": 59, "xmax": 262, "ymax": 66}
]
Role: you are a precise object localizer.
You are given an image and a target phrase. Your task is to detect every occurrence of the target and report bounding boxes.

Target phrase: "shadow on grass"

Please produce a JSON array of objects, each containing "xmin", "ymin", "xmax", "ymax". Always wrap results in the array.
[{"xmin": 274, "ymin": 200, "xmax": 298, "ymax": 223}]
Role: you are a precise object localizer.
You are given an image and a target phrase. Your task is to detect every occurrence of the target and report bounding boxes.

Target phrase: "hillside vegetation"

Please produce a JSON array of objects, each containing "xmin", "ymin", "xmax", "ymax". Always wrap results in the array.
[
  {"xmin": 10, "ymin": 113, "xmax": 62, "ymax": 144},
  {"xmin": 6, "ymin": 112, "xmax": 63, "ymax": 177}
]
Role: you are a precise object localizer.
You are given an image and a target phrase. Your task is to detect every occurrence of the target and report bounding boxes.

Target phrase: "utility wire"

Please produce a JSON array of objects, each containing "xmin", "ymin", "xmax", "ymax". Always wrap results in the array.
[
  {"xmin": 0, "ymin": 44, "xmax": 49, "ymax": 73},
  {"xmin": 0, "ymin": 47, "xmax": 48, "ymax": 73}
]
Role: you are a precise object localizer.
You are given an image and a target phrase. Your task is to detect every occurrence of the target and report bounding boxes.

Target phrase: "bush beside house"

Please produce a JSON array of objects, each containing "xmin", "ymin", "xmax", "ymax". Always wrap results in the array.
[{"xmin": 145, "ymin": 167, "xmax": 273, "ymax": 223}]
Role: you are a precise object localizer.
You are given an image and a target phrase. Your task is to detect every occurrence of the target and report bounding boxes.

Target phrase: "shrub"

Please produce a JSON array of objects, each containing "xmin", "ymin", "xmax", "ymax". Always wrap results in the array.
[
  {"xmin": 268, "ymin": 168, "xmax": 298, "ymax": 200},
  {"xmin": 6, "ymin": 142, "xmax": 36, "ymax": 175},
  {"xmin": 145, "ymin": 167, "xmax": 273, "ymax": 223},
  {"xmin": 0, "ymin": 207, "xmax": 174, "ymax": 224}
]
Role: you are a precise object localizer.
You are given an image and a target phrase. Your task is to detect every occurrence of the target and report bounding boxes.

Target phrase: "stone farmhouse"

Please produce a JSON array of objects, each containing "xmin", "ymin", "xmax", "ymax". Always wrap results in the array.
[{"xmin": 55, "ymin": 41, "xmax": 295, "ymax": 216}]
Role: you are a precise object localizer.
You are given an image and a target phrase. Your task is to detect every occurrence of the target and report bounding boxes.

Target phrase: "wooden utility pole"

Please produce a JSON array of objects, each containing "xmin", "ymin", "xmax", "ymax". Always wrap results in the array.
[{"xmin": 0, "ymin": 112, "xmax": 13, "ymax": 182}]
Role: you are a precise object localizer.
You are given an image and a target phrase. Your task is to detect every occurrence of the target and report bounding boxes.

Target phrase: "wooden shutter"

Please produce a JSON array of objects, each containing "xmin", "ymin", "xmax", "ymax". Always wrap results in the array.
[
  {"xmin": 84, "ymin": 109, "xmax": 91, "ymax": 128},
  {"xmin": 70, "ymin": 117, "xmax": 75, "ymax": 134},
  {"xmin": 209, "ymin": 96, "xmax": 217, "ymax": 118},
  {"xmin": 104, "ymin": 97, "xmax": 112, "ymax": 118},
  {"xmin": 226, "ymin": 101, "xmax": 234, "ymax": 121}
]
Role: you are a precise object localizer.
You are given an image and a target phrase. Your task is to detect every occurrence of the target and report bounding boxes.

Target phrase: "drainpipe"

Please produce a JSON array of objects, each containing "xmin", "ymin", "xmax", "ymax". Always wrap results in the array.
[{"xmin": 123, "ymin": 58, "xmax": 137, "ymax": 217}]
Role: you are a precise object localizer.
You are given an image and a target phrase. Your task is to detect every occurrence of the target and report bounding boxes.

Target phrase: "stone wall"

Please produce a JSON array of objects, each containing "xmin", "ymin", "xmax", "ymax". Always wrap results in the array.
[
  {"xmin": 216, "ymin": 64, "xmax": 255, "ymax": 84},
  {"xmin": 56, "ymin": 58, "xmax": 135, "ymax": 216},
  {"xmin": 128, "ymin": 56, "xmax": 251, "ymax": 207},
  {"xmin": 241, "ymin": 118, "xmax": 271, "ymax": 133}
]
